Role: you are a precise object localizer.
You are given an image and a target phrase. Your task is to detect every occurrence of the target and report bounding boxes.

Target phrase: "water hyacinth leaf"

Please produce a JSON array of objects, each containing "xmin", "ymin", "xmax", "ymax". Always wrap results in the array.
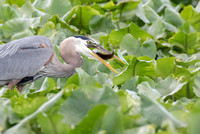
[
  {"xmin": 10, "ymin": 30, "xmax": 34, "ymax": 40},
  {"xmin": 187, "ymin": 100, "xmax": 200, "ymax": 134},
  {"xmin": 169, "ymin": 31, "xmax": 200, "ymax": 54},
  {"xmin": 33, "ymin": 0, "xmax": 72, "ymax": 17},
  {"xmin": 3, "ymin": 17, "xmax": 40, "ymax": 38},
  {"xmin": 89, "ymin": 15, "xmax": 114, "ymax": 34},
  {"xmin": 135, "ymin": 59, "xmax": 156, "ymax": 78},
  {"xmin": 113, "ymin": 56, "xmax": 137, "ymax": 85},
  {"xmin": 76, "ymin": 68, "xmax": 98, "ymax": 86},
  {"xmin": 0, "ymin": 101, "xmax": 12, "ymax": 132},
  {"xmin": 181, "ymin": 5, "xmax": 197, "ymax": 21},
  {"xmin": 180, "ymin": 22, "xmax": 196, "ymax": 33},
  {"xmin": 59, "ymin": 86, "xmax": 120, "ymax": 125},
  {"xmin": 117, "ymin": 1, "xmax": 141, "ymax": 20},
  {"xmin": 65, "ymin": 74, "xmax": 79, "ymax": 86},
  {"xmin": 81, "ymin": 57, "xmax": 100, "ymax": 76},
  {"xmin": 121, "ymin": 77, "xmax": 138, "ymax": 91},
  {"xmin": 0, "ymin": 4, "xmax": 17, "ymax": 23},
  {"xmin": 17, "ymin": 1, "xmax": 35, "ymax": 18},
  {"xmin": 164, "ymin": 7, "xmax": 184, "ymax": 27},
  {"xmin": 69, "ymin": 105, "xmax": 123, "ymax": 134},
  {"xmin": 118, "ymin": 90, "xmax": 140, "ymax": 115},
  {"xmin": 38, "ymin": 21, "xmax": 56, "ymax": 39},
  {"xmin": 94, "ymin": 73, "xmax": 113, "ymax": 87},
  {"xmin": 129, "ymin": 22, "xmax": 153, "ymax": 42},
  {"xmin": 140, "ymin": 39, "xmax": 157, "ymax": 59},
  {"xmin": 120, "ymin": 33, "xmax": 139, "ymax": 55},
  {"xmin": 156, "ymin": 57, "xmax": 175, "ymax": 79},
  {"xmin": 155, "ymin": 75, "xmax": 186, "ymax": 99},
  {"xmin": 37, "ymin": 113, "xmax": 69, "ymax": 134},
  {"xmin": 138, "ymin": 82, "xmax": 161, "ymax": 100},
  {"xmin": 68, "ymin": 6, "xmax": 100, "ymax": 32},
  {"xmin": 123, "ymin": 125, "xmax": 155, "ymax": 134},
  {"xmin": 140, "ymin": 95, "xmax": 186, "ymax": 128},
  {"xmin": 109, "ymin": 28, "xmax": 128, "ymax": 46},
  {"xmin": 193, "ymin": 73, "xmax": 200, "ymax": 97},
  {"xmin": 180, "ymin": 5, "xmax": 200, "ymax": 31},
  {"xmin": 134, "ymin": 3, "xmax": 150, "ymax": 24},
  {"xmin": 147, "ymin": 19, "xmax": 165, "ymax": 39},
  {"xmin": 11, "ymin": 96, "xmax": 47, "ymax": 117},
  {"xmin": 144, "ymin": 5, "xmax": 160, "ymax": 23},
  {"xmin": 6, "ymin": 0, "xmax": 27, "ymax": 7},
  {"xmin": 4, "ymin": 90, "xmax": 63, "ymax": 134},
  {"xmin": 189, "ymin": 13, "xmax": 200, "ymax": 31}
]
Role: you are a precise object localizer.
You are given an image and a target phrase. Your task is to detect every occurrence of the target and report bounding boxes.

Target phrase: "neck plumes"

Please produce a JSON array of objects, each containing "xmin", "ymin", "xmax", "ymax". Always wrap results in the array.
[
  {"xmin": 59, "ymin": 38, "xmax": 83, "ymax": 68},
  {"xmin": 43, "ymin": 38, "xmax": 83, "ymax": 78}
]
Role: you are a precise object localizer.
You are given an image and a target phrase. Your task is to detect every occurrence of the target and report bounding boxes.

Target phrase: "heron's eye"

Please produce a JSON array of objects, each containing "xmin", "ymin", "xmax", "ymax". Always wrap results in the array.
[{"xmin": 87, "ymin": 40, "xmax": 91, "ymax": 44}]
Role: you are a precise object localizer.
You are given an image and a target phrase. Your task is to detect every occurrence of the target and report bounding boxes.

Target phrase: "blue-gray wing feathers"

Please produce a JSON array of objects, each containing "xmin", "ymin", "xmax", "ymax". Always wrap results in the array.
[{"xmin": 0, "ymin": 36, "xmax": 54, "ymax": 80}]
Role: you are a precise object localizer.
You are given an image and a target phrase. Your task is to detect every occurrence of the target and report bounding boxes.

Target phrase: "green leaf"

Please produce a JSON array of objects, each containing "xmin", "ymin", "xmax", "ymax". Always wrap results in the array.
[
  {"xmin": 155, "ymin": 75, "xmax": 186, "ymax": 99},
  {"xmin": 109, "ymin": 28, "xmax": 128, "ymax": 46},
  {"xmin": 4, "ymin": 90, "xmax": 63, "ymax": 134},
  {"xmin": 193, "ymin": 73, "xmax": 200, "ymax": 97},
  {"xmin": 34, "ymin": 0, "xmax": 72, "ymax": 17},
  {"xmin": 140, "ymin": 95, "xmax": 186, "ymax": 128},
  {"xmin": 0, "ymin": 101, "xmax": 13, "ymax": 132},
  {"xmin": 144, "ymin": 5, "xmax": 160, "ymax": 23},
  {"xmin": 121, "ymin": 77, "xmax": 138, "ymax": 91},
  {"xmin": 138, "ymin": 82, "xmax": 161, "ymax": 100},
  {"xmin": 135, "ymin": 58, "xmax": 156, "ymax": 77},
  {"xmin": 140, "ymin": 39, "xmax": 157, "ymax": 59},
  {"xmin": 11, "ymin": 96, "xmax": 47, "ymax": 117},
  {"xmin": 69, "ymin": 105, "xmax": 123, "ymax": 134},
  {"xmin": 76, "ymin": 68, "xmax": 98, "ymax": 86},
  {"xmin": 3, "ymin": 17, "xmax": 40, "ymax": 38},
  {"xmin": 65, "ymin": 74, "xmax": 79, "ymax": 86},
  {"xmin": 120, "ymin": 33, "xmax": 139, "ymax": 55},
  {"xmin": 59, "ymin": 86, "xmax": 120, "ymax": 125},
  {"xmin": 0, "ymin": 4, "xmax": 17, "ymax": 23},
  {"xmin": 164, "ymin": 7, "xmax": 184, "ymax": 27},
  {"xmin": 129, "ymin": 22, "xmax": 153, "ymax": 42},
  {"xmin": 38, "ymin": 21, "xmax": 56, "ymax": 38},
  {"xmin": 89, "ymin": 15, "xmax": 114, "ymax": 34},
  {"xmin": 147, "ymin": 19, "xmax": 165, "ymax": 39},
  {"xmin": 156, "ymin": 57, "xmax": 176, "ymax": 79},
  {"xmin": 6, "ymin": 0, "xmax": 26, "ymax": 7},
  {"xmin": 181, "ymin": 5, "xmax": 197, "ymax": 21},
  {"xmin": 37, "ymin": 113, "xmax": 69, "ymax": 134},
  {"xmin": 188, "ymin": 100, "xmax": 200, "ymax": 134},
  {"xmin": 113, "ymin": 56, "xmax": 137, "ymax": 85},
  {"xmin": 124, "ymin": 125, "xmax": 155, "ymax": 134},
  {"xmin": 169, "ymin": 31, "xmax": 200, "ymax": 54},
  {"xmin": 68, "ymin": 6, "xmax": 100, "ymax": 32}
]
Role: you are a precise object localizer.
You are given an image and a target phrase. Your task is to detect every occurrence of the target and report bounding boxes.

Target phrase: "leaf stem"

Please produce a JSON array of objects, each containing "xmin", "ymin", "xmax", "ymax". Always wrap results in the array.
[
  {"xmin": 187, "ymin": 82, "xmax": 190, "ymax": 98},
  {"xmin": 49, "ymin": 116, "xmax": 58, "ymax": 134},
  {"xmin": 133, "ymin": 60, "xmax": 138, "ymax": 76},
  {"xmin": 185, "ymin": 34, "xmax": 188, "ymax": 54}
]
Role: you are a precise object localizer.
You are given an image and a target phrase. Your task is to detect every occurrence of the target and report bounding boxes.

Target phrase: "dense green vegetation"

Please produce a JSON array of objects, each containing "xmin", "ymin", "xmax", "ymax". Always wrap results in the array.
[{"xmin": 0, "ymin": 0, "xmax": 200, "ymax": 133}]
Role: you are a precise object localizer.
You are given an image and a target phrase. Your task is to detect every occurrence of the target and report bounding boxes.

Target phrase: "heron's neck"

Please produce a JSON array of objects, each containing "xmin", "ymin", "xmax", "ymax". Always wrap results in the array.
[
  {"xmin": 59, "ymin": 43, "xmax": 83, "ymax": 68},
  {"xmin": 46, "ymin": 54, "xmax": 77, "ymax": 77}
]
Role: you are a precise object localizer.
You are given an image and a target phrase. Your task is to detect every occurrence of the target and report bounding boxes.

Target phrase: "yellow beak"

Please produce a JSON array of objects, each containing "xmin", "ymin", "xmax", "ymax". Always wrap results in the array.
[{"xmin": 92, "ymin": 52, "xmax": 119, "ymax": 74}]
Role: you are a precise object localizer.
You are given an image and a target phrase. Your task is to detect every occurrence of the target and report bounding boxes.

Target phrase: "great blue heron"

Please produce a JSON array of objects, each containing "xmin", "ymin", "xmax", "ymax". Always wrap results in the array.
[{"xmin": 0, "ymin": 35, "xmax": 124, "ymax": 92}]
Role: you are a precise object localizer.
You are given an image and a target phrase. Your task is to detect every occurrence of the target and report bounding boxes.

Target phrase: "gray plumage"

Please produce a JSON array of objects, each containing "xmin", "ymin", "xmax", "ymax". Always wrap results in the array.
[{"xmin": 0, "ymin": 36, "xmax": 53, "ymax": 80}]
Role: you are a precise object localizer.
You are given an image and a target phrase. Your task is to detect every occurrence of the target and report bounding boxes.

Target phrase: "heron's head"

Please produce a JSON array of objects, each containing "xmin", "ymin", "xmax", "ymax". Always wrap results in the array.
[{"xmin": 60, "ymin": 36, "xmax": 124, "ymax": 73}]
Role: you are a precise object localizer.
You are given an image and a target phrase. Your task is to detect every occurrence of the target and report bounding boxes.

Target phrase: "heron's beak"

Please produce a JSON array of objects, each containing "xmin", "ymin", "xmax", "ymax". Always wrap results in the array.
[
  {"xmin": 87, "ymin": 42, "xmax": 125, "ymax": 74},
  {"xmin": 91, "ymin": 52, "xmax": 119, "ymax": 74}
]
